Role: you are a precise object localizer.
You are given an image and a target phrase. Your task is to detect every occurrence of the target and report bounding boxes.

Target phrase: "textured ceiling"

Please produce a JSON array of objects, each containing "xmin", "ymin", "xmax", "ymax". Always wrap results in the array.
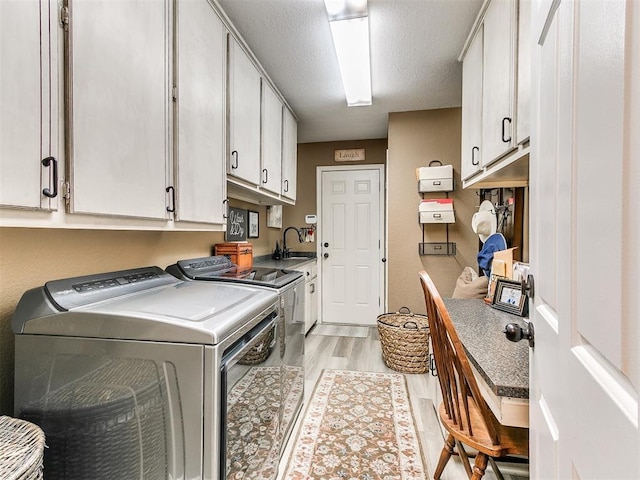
[{"xmin": 216, "ymin": 0, "xmax": 483, "ymax": 144}]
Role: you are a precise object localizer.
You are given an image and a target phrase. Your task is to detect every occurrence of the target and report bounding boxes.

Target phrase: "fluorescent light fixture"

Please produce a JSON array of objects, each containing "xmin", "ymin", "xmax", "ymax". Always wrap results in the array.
[{"xmin": 324, "ymin": 0, "xmax": 372, "ymax": 107}]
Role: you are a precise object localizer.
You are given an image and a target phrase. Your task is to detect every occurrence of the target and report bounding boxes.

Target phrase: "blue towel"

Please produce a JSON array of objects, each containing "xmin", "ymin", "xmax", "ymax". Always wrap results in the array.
[{"xmin": 477, "ymin": 233, "xmax": 507, "ymax": 277}]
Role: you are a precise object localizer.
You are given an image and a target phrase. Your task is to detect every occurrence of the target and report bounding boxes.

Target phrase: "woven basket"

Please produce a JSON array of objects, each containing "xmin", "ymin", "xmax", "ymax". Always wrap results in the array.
[
  {"xmin": 238, "ymin": 325, "xmax": 276, "ymax": 365},
  {"xmin": 20, "ymin": 358, "xmax": 167, "ymax": 480},
  {"xmin": 377, "ymin": 307, "xmax": 430, "ymax": 374},
  {"xmin": 0, "ymin": 416, "xmax": 45, "ymax": 480}
]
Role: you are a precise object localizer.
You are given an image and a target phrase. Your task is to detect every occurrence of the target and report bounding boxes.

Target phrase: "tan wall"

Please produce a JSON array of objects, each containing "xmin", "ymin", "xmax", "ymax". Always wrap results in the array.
[
  {"xmin": 282, "ymin": 139, "xmax": 388, "ymax": 255},
  {"xmin": 387, "ymin": 108, "xmax": 480, "ymax": 314}
]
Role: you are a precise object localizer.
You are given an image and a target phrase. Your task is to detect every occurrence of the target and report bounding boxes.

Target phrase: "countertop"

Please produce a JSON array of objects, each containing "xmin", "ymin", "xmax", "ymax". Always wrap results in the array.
[
  {"xmin": 443, "ymin": 298, "xmax": 529, "ymax": 399},
  {"xmin": 253, "ymin": 253, "xmax": 317, "ymax": 271}
]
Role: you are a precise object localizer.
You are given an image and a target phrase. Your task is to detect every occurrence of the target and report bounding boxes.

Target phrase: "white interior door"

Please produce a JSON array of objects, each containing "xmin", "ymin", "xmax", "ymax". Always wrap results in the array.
[
  {"xmin": 530, "ymin": 1, "xmax": 639, "ymax": 478},
  {"xmin": 318, "ymin": 166, "xmax": 384, "ymax": 325}
]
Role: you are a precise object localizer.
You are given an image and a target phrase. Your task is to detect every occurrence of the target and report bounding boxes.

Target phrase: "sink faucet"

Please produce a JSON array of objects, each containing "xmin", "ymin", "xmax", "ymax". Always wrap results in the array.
[{"xmin": 282, "ymin": 227, "xmax": 303, "ymax": 259}]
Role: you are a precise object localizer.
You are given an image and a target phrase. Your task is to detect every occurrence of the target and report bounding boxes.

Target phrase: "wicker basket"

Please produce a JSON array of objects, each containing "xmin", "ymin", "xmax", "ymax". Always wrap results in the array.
[
  {"xmin": 238, "ymin": 325, "xmax": 276, "ymax": 365},
  {"xmin": 377, "ymin": 307, "xmax": 430, "ymax": 374},
  {"xmin": 20, "ymin": 358, "xmax": 167, "ymax": 480},
  {"xmin": 0, "ymin": 416, "xmax": 45, "ymax": 480}
]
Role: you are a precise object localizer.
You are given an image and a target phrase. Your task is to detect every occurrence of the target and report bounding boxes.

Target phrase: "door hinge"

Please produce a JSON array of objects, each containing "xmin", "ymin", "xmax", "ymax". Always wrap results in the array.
[
  {"xmin": 60, "ymin": 5, "xmax": 70, "ymax": 31},
  {"xmin": 172, "ymin": 86, "xmax": 177, "ymax": 102},
  {"xmin": 62, "ymin": 181, "xmax": 71, "ymax": 206}
]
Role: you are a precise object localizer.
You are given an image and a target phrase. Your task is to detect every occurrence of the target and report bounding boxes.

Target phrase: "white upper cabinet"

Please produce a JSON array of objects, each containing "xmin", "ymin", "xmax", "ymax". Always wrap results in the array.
[
  {"xmin": 0, "ymin": 0, "xmax": 58, "ymax": 211},
  {"xmin": 461, "ymin": 27, "xmax": 484, "ymax": 182},
  {"xmin": 174, "ymin": 0, "xmax": 227, "ymax": 224},
  {"xmin": 281, "ymin": 108, "xmax": 298, "ymax": 201},
  {"xmin": 260, "ymin": 81, "xmax": 283, "ymax": 195},
  {"xmin": 460, "ymin": 0, "xmax": 529, "ymax": 188},
  {"xmin": 481, "ymin": 0, "xmax": 517, "ymax": 166},
  {"xmin": 515, "ymin": 0, "xmax": 531, "ymax": 145},
  {"xmin": 68, "ymin": 0, "xmax": 169, "ymax": 220},
  {"xmin": 228, "ymin": 36, "xmax": 262, "ymax": 185}
]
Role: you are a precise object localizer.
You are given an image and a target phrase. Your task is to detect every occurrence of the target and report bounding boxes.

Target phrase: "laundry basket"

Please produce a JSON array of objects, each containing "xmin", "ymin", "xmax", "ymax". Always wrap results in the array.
[
  {"xmin": 377, "ymin": 307, "xmax": 430, "ymax": 374},
  {"xmin": 0, "ymin": 416, "xmax": 45, "ymax": 480},
  {"xmin": 19, "ymin": 358, "xmax": 167, "ymax": 480}
]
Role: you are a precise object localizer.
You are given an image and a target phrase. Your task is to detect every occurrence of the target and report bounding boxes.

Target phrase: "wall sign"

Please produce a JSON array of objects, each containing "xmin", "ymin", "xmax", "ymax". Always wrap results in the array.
[
  {"xmin": 334, "ymin": 148, "xmax": 365, "ymax": 162},
  {"xmin": 226, "ymin": 207, "xmax": 247, "ymax": 241}
]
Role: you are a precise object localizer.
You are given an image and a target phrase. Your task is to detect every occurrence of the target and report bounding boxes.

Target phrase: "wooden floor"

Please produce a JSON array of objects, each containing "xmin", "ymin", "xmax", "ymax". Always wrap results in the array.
[{"xmin": 278, "ymin": 325, "xmax": 529, "ymax": 480}]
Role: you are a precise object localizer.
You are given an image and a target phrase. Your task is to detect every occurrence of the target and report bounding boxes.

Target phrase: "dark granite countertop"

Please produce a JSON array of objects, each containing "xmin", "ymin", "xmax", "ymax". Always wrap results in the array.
[
  {"xmin": 443, "ymin": 298, "xmax": 529, "ymax": 399},
  {"xmin": 253, "ymin": 253, "xmax": 317, "ymax": 270}
]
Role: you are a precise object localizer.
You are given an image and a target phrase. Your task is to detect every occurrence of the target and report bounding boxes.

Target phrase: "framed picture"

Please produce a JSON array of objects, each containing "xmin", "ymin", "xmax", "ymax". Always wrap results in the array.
[
  {"xmin": 266, "ymin": 205, "xmax": 282, "ymax": 228},
  {"xmin": 485, "ymin": 274, "xmax": 507, "ymax": 304},
  {"xmin": 491, "ymin": 278, "xmax": 528, "ymax": 317},
  {"xmin": 248, "ymin": 210, "xmax": 259, "ymax": 238},
  {"xmin": 225, "ymin": 207, "xmax": 247, "ymax": 242}
]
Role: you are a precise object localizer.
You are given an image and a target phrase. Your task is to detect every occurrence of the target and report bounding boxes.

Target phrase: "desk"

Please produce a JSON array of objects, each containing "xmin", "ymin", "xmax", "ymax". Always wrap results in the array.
[{"xmin": 443, "ymin": 298, "xmax": 529, "ymax": 428}]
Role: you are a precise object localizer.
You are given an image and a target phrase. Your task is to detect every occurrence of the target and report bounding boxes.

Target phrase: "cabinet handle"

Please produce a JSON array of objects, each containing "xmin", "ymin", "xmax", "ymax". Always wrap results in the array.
[
  {"xmin": 231, "ymin": 150, "xmax": 238, "ymax": 169},
  {"xmin": 262, "ymin": 168, "xmax": 268, "ymax": 184},
  {"xmin": 41, "ymin": 156, "xmax": 58, "ymax": 198},
  {"xmin": 166, "ymin": 186, "xmax": 176, "ymax": 213},
  {"xmin": 284, "ymin": 179, "xmax": 289, "ymax": 192},
  {"xmin": 310, "ymin": 283, "xmax": 315, "ymax": 294},
  {"xmin": 471, "ymin": 146, "xmax": 479, "ymax": 166},
  {"xmin": 502, "ymin": 117, "xmax": 512, "ymax": 143},
  {"xmin": 223, "ymin": 199, "xmax": 229, "ymax": 219}
]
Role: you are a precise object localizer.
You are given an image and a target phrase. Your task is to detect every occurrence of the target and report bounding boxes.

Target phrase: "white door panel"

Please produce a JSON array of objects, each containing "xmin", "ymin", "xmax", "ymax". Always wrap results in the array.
[
  {"xmin": 319, "ymin": 167, "xmax": 384, "ymax": 325},
  {"xmin": 530, "ymin": 0, "xmax": 639, "ymax": 478}
]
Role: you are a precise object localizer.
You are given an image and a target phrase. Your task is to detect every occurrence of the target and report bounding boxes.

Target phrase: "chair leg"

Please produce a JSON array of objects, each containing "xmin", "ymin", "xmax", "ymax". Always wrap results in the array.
[
  {"xmin": 488, "ymin": 457, "xmax": 505, "ymax": 480},
  {"xmin": 471, "ymin": 452, "xmax": 488, "ymax": 480},
  {"xmin": 433, "ymin": 433, "xmax": 456, "ymax": 479},
  {"xmin": 455, "ymin": 440, "xmax": 473, "ymax": 479}
]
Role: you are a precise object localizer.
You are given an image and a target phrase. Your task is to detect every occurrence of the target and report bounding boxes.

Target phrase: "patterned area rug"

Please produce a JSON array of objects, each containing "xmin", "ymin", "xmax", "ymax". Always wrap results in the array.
[
  {"xmin": 284, "ymin": 369, "xmax": 428, "ymax": 480},
  {"xmin": 227, "ymin": 365, "xmax": 304, "ymax": 480}
]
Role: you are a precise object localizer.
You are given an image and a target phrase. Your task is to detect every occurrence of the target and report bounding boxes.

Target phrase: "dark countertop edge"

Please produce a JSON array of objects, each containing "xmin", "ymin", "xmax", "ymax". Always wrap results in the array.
[{"xmin": 463, "ymin": 345, "xmax": 529, "ymax": 399}]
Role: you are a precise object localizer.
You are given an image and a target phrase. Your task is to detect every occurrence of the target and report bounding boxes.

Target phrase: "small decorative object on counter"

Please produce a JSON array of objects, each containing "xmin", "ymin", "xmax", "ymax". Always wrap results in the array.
[
  {"xmin": 377, "ymin": 307, "xmax": 430, "ymax": 374},
  {"xmin": 214, "ymin": 242, "xmax": 253, "ymax": 268},
  {"xmin": 0, "ymin": 416, "xmax": 45, "ymax": 480}
]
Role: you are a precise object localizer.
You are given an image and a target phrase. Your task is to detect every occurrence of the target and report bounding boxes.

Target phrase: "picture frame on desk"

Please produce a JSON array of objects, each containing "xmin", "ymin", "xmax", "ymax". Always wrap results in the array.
[{"xmin": 492, "ymin": 279, "xmax": 528, "ymax": 317}]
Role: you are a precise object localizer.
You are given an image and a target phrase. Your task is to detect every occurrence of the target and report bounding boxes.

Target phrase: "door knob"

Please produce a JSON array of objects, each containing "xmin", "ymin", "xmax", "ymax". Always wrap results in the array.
[
  {"xmin": 323, "ymin": 253, "xmax": 329, "ymax": 259},
  {"xmin": 522, "ymin": 274, "xmax": 535, "ymax": 299},
  {"xmin": 503, "ymin": 322, "xmax": 535, "ymax": 348}
]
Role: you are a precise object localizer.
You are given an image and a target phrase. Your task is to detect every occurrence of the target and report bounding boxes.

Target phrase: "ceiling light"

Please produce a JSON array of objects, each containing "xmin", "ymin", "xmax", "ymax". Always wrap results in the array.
[{"xmin": 324, "ymin": 0, "xmax": 372, "ymax": 107}]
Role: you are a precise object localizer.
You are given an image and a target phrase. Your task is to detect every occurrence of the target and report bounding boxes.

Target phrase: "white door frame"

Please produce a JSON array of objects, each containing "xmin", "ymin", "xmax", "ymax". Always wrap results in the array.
[{"xmin": 316, "ymin": 164, "xmax": 387, "ymax": 325}]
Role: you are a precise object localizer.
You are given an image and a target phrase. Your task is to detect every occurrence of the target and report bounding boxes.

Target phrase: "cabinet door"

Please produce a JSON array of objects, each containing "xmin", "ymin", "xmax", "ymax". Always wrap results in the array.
[
  {"xmin": 516, "ymin": 0, "xmax": 531, "ymax": 145},
  {"xmin": 281, "ymin": 108, "xmax": 298, "ymax": 201},
  {"xmin": 174, "ymin": 0, "xmax": 226, "ymax": 224},
  {"xmin": 228, "ymin": 37, "xmax": 261, "ymax": 185},
  {"xmin": 0, "ymin": 0, "xmax": 58, "ymax": 210},
  {"xmin": 460, "ymin": 27, "xmax": 483, "ymax": 181},
  {"xmin": 482, "ymin": 0, "xmax": 517, "ymax": 166},
  {"xmin": 68, "ymin": 0, "xmax": 169, "ymax": 219},
  {"xmin": 260, "ymin": 81, "xmax": 283, "ymax": 194}
]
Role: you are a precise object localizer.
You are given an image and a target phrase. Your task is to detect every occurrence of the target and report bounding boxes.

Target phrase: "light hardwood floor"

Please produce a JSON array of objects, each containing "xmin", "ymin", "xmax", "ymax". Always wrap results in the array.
[{"xmin": 278, "ymin": 325, "xmax": 529, "ymax": 480}]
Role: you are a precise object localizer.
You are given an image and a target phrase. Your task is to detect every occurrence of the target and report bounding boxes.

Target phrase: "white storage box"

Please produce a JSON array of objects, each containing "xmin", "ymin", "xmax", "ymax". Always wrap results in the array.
[
  {"xmin": 419, "ymin": 199, "xmax": 455, "ymax": 223},
  {"xmin": 417, "ymin": 164, "xmax": 454, "ymax": 192}
]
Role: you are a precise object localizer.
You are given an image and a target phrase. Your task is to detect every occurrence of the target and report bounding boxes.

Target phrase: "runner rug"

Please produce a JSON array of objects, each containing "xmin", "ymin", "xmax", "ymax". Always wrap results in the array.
[{"xmin": 284, "ymin": 369, "xmax": 428, "ymax": 480}]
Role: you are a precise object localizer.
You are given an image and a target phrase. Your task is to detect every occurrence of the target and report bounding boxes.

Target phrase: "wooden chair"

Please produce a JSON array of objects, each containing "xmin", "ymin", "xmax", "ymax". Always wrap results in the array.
[{"xmin": 419, "ymin": 271, "xmax": 528, "ymax": 480}]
